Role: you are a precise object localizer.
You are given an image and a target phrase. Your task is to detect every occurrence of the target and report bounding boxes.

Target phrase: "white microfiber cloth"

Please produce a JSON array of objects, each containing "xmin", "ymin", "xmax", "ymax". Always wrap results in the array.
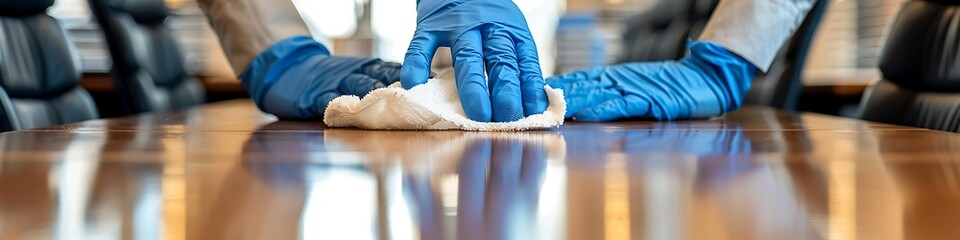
[{"xmin": 324, "ymin": 69, "xmax": 566, "ymax": 131}]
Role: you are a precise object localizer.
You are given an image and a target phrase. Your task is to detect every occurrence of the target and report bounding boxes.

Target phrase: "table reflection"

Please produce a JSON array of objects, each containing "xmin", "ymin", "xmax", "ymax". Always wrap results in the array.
[
  {"xmin": 1, "ymin": 114, "xmax": 960, "ymax": 239},
  {"xmin": 0, "ymin": 160, "xmax": 56, "ymax": 239},
  {"xmin": 235, "ymin": 128, "xmax": 568, "ymax": 240},
  {"xmin": 886, "ymin": 160, "xmax": 960, "ymax": 238},
  {"xmin": 557, "ymin": 123, "xmax": 799, "ymax": 239},
  {"xmin": 394, "ymin": 132, "xmax": 563, "ymax": 240}
]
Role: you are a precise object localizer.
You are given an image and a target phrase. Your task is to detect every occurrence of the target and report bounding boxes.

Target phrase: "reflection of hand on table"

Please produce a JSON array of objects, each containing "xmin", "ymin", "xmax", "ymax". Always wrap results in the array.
[
  {"xmin": 455, "ymin": 135, "xmax": 550, "ymax": 240},
  {"xmin": 321, "ymin": 130, "xmax": 565, "ymax": 171},
  {"xmin": 323, "ymin": 130, "xmax": 565, "ymax": 239}
]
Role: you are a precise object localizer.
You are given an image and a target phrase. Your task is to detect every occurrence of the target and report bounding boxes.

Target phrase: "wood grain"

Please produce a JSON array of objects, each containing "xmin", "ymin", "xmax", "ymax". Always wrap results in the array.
[{"xmin": 0, "ymin": 99, "xmax": 957, "ymax": 239}]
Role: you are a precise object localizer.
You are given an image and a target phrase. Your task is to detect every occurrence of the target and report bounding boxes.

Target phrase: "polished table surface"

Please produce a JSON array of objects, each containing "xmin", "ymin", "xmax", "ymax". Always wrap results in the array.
[{"xmin": 1, "ymin": 100, "xmax": 959, "ymax": 239}]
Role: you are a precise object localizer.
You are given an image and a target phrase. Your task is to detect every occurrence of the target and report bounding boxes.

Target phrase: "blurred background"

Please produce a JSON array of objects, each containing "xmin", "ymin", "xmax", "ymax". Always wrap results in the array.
[{"xmin": 47, "ymin": 0, "xmax": 905, "ymax": 117}]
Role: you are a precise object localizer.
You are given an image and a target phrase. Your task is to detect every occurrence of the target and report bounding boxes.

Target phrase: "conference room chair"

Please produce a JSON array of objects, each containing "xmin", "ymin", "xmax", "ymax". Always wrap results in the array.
[
  {"xmin": 0, "ymin": 0, "xmax": 100, "ymax": 132},
  {"xmin": 743, "ymin": 0, "xmax": 829, "ymax": 110},
  {"xmin": 858, "ymin": 0, "xmax": 960, "ymax": 133},
  {"xmin": 618, "ymin": 0, "xmax": 718, "ymax": 63},
  {"xmin": 88, "ymin": 0, "xmax": 205, "ymax": 115}
]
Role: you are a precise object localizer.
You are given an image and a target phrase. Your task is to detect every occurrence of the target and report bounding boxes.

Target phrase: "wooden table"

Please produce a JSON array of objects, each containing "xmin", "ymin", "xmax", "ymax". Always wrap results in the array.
[{"xmin": 0, "ymin": 100, "xmax": 958, "ymax": 239}]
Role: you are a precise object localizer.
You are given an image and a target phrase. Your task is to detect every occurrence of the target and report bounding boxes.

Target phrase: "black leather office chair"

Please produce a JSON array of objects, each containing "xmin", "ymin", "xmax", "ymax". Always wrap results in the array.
[
  {"xmin": 88, "ymin": 0, "xmax": 204, "ymax": 115},
  {"xmin": 618, "ymin": 0, "xmax": 718, "ymax": 63},
  {"xmin": 858, "ymin": 0, "xmax": 960, "ymax": 132},
  {"xmin": 0, "ymin": 0, "xmax": 100, "ymax": 131},
  {"xmin": 744, "ymin": 0, "xmax": 829, "ymax": 109}
]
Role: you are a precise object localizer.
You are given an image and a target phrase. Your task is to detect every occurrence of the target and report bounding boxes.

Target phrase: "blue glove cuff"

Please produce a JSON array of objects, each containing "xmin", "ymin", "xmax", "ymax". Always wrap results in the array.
[
  {"xmin": 684, "ymin": 41, "xmax": 758, "ymax": 114},
  {"xmin": 239, "ymin": 36, "xmax": 331, "ymax": 115}
]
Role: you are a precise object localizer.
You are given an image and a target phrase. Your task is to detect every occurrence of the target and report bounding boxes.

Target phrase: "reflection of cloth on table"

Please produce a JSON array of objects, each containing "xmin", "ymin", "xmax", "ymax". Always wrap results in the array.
[{"xmin": 324, "ymin": 69, "xmax": 566, "ymax": 131}]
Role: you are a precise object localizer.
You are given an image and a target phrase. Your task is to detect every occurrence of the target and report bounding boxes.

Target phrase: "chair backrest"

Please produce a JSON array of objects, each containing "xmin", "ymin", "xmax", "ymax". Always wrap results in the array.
[
  {"xmin": 0, "ymin": 0, "xmax": 99, "ymax": 131},
  {"xmin": 618, "ymin": 0, "xmax": 718, "ymax": 63},
  {"xmin": 88, "ymin": 0, "xmax": 204, "ymax": 114},
  {"xmin": 858, "ymin": 0, "xmax": 960, "ymax": 132},
  {"xmin": 743, "ymin": 0, "xmax": 829, "ymax": 109}
]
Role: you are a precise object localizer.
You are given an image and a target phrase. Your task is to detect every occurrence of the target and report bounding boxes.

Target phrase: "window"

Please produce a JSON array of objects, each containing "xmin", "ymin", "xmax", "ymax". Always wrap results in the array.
[{"xmin": 49, "ymin": 0, "xmax": 235, "ymax": 78}]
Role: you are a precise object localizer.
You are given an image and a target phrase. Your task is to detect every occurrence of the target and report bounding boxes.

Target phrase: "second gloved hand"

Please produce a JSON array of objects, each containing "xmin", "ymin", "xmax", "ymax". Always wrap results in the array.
[
  {"xmin": 402, "ymin": 0, "xmax": 548, "ymax": 123},
  {"xmin": 240, "ymin": 36, "xmax": 400, "ymax": 119},
  {"xmin": 547, "ymin": 41, "xmax": 757, "ymax": 121}
]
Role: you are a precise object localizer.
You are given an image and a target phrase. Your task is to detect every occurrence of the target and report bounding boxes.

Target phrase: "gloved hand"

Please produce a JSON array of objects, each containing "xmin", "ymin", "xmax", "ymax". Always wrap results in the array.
[
  {"xmin": 402, "ymin": 0, "xmax": 548, "ymax": 123},
  {"xmin": 240, "ymin": 36, "xmax": 400, "ymax": 119},
  {"xmin": 547, "ymin": 41, "xmax": 757, "ymax": 121}
]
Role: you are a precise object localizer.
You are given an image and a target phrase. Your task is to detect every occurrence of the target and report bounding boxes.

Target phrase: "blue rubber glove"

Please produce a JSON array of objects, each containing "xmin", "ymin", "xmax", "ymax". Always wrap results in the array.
[
  {"xmin": 402, "ymin": 0, "xmax": 548, "ymax": 123},
  {"xmin": 547, "ymin": 41, "xmax": 758, "ymax": 121},
  {"xmin": 240, "ymin": 36, "xmax": 401, "ymax": 119}
]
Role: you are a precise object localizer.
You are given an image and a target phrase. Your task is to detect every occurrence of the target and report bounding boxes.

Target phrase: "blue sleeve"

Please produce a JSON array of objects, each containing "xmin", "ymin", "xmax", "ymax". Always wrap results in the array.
[
  {"xmin": 238, "ymin": 36, "xmax": 331, "ymax": 116},
  {"xmin": 684, "ymin": 41, "xmax": 758, "ymax": 114}
]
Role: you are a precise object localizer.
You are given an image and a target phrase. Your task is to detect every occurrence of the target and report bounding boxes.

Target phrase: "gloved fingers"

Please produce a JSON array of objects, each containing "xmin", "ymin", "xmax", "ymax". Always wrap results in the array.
[
  {"xmin": 565, "ymin": 88, "xmax": 621, "ymax": 119},
  {"xmin": 402, "ymin": 32, "xmax": 440, "ymax": 89},
  {"xmin": 546, "ymin": 71, "xmax": 597, "ymax": 93},
  {"xmin": 453, "ymin": 30, "xmax": 493, "ymax": 122},
  {"xmin": 338, "ymin": 74, "xmax": 388, "ymax": 97},
  {"xmin": 482, "ymin": 29, "xmax": 523, "ymax": 122},
  {"xmin": 515, "ymin": 35, "xmax": 548, "ymax": 116},
  {"xmin": 573, "ymin": 96, "xmax": 651, "ymax": 122},
  {"xmin": 545, "ymin": 79, "xmax": 575, "ymax": 92},
  {"xmin": 549, "ymin": 80, "xmax": 607, "ymax": 97},
  {"xmin": 361, "ymin": 60, "xmax": 403, "ymax": 85},
  {"xmin": 547, "ymin": 67, "xmax": 606, "ymax": 84}
]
